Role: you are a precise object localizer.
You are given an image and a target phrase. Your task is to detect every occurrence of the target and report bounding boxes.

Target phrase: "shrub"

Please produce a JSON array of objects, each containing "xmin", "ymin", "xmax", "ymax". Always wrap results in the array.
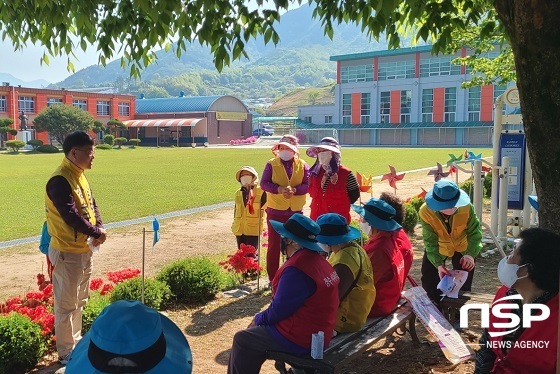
[
  {"xmin": 407, "ymin": 196, "xmax": 425, "ymax": 212},
  {"xmin": 8, "ymin": 129, "xmax": 18, "ymax": 136},
  {"xmin": 103, "ymin": 134, "xmax": 115, "ymax": 146},
  {"xmin": 82, "ymin": 291, "xmax": 111, "ymax": 333},
  {"xmin": 5, "ymin": 140, "xmax": 26, "ymax": 152},
  {"xmin": 484, "ymin": 172, "xmax": 492, "ymax": 198},
  {"xmin": 114, "ymin": 137, "xmax": 127, "ymax": 149},
  {"xmin": 129, "ymin": 138, "xmax": 141, "ymax": 147},
  {"xmin": 402, "ymin": 203, "xmax": 419, "ymax": 234},
  {"xmin": 350, "ymin": 219, "xmax": 369, "ymax": 246},
  {"xmin": 36, "ymin": 144, "xmax": 59, "ymax": 153},
  {"xmin": 110, "ymin": 277, "xmax": 171, "ymax": 310},
  {"xmin": 0, "ymin": 313, "xmax": 47, "ymax": 374},
  {"xmin": 95, "ymin": 144, "xmax": 113, "ymax": 150},
  {"xmin": 156, "ymin": 257, "xmax": 221, "ymax": 303},
  {"xmin": 26, "ymin": 139, "xmax": 43, "ymax": 151},
  {"xmin": 459, "ymin": 178, "xmax": 487, "ymax": 201}
]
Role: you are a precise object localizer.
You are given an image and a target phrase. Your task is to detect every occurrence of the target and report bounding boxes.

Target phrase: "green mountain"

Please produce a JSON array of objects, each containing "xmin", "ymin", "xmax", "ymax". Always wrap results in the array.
[{"xmin": 54, "ymin": 5, "xmax": 389, "ymax": 100}]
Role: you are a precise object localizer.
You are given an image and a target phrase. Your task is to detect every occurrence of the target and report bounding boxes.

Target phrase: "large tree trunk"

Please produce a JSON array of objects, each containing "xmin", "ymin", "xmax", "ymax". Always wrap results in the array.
[{"xmin": 494, "ymin": 0, "xmax": 560, "ymax": 234}]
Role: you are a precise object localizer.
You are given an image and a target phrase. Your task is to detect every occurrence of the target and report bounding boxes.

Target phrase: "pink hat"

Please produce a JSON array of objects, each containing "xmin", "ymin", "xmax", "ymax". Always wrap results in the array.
[
  {"xmin": 306, "ymin": 137, "xmax": 341, "ymax": 157},
  {"xmin": 272, "ymin": 135, "xmax": 299, "ymax": 155}
]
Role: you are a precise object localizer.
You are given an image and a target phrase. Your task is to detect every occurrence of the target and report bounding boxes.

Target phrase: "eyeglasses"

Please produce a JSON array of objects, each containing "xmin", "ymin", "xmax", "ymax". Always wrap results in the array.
[{"xmin": 75, "ymin": 148, "xmax": 95, "ymax": 157}]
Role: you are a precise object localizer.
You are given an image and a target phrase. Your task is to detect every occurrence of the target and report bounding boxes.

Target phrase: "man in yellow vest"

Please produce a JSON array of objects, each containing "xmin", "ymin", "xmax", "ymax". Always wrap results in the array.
[
  {"xmin": 260, "ymin": 135, "xmax": 310, "ymax": 282},
  {"xmin": 45, "ymin": 131, "xmax": 107, "ymax": 365},
  {"xmin": 419, "ymin": 179, "xmax": 482, "ymax": 304}
]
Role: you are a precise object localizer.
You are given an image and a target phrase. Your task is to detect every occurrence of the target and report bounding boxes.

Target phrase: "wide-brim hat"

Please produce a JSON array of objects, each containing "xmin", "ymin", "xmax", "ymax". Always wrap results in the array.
[
  {"xmin": 528, "ymin": 195, "xmax": 539, "ymax": 211},
  {"xmin": 315, "ymin": 213, "xmax": 361, "ymax": 245},
  {"xmin": 236, "ymin": 166, "xmax": 259, "ymax": 184},
  {"xmin": 425, "ymin": 179, "xmax": 470, "ymax": 211},
  {"xmin": 270, "ymin": 213, "xmax": 324, "ymax": 252},
  {"xmin": 352, "ymin": 198, "xmax": 402, "ymax": 232},
  {"xmin": 67, "ymin": 300, "xmax": 193, "ymax": 373},
  {"xmin": 271, "ymin": 134, "xmax": 299, "ymax": 155},
  {"xmin": 306, "ymin": 137, "xmax": 341, "ymax": 158}
]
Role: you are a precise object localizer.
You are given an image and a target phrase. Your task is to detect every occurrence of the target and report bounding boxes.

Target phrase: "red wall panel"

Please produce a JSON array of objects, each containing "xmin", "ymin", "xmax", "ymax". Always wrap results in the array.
[
  {"xmin": 481, "ymin": 85, "xmax": 494, "ymax": 121},
  {"xmin": 433, "ymin": 87, "xmax": 445, "ymax": 123},
  {"xmin": 351, "ymin": 92, "xmax": 361, "ymax": 125},
  {"xmin": 390, "ymin": 90, "xmax": 400, "ymax": 124}
]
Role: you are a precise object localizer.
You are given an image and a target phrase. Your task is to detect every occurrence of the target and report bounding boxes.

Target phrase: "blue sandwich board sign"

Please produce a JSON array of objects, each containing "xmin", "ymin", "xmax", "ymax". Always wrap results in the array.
[{"xmin": 498, "ymin": 133, "xmax": 527, "ymax": 210}]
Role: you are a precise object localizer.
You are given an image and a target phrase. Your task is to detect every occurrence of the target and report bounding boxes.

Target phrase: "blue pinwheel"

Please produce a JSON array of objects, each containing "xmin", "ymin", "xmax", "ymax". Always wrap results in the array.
[
  {"xmin": 152, "ymin": 217, "xmax": 160, "ymax": 250},
  {"xmin": 467, "ymin": 151, "xmax": 482, "ymax": 167}
]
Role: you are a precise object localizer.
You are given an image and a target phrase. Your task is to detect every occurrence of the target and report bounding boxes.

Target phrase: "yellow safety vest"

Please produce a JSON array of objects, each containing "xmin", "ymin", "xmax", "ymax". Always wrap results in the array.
[
  {"xmin": 419, "ymin": 204, "xmax": 470, "ymax": 257},
  {"xmin": 45, "ymin": 157, "xmax": 97, "ymax": 253},
  {"xmin": 329, "ymin": 242, "xmax": 376, "ymax": 333},
  {"xmin": 231, "ymin": 187, "xmax": 265, "ymax": 236},
  {"xmin": 266, "ymin": 157, "xmax": 306, "ymax": 211}
]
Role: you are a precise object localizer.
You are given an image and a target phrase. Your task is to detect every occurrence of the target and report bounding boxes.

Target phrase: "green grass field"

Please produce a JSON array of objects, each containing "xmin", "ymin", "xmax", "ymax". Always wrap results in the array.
[{"xmin": 0, "ymin": 146, "xmax": 491, "ymax": 242}]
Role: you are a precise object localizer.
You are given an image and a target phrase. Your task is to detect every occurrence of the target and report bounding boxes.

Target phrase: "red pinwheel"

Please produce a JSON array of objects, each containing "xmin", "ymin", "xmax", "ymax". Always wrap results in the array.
[
  {"xmin": 417, "ymin": 187, "xmax": 428, "ymax": 199},
  {"xmin": 381, "ymin": 165, "xmax": 405, "ymax": 191},
  {"xmin": 428, "ymin": 162, "xmax": 450, "ymax": 182},
  {"xmin": 449, "ymin": 165, "xmax": 458, "ymax": 175}
]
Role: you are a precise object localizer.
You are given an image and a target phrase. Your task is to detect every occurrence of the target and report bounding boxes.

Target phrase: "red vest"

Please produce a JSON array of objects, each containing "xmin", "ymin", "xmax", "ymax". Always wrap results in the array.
[
  {"xmin": 272, "ymin": 250, "xmax": 339, "ymax": 348},
  {"xmin": 309, "ymin": 165, "xmax": 351, "ymax": 223},
  {"xmin": 396, "ymin": 229, "xmax": 413, "ymax": 278},
  {"xmin": 488, "ymin": 286, "xmax": 558, "ymax": 374},
  {"xmin": 365, "ymin": 230, "xmax": 410, "ymax": 316}
]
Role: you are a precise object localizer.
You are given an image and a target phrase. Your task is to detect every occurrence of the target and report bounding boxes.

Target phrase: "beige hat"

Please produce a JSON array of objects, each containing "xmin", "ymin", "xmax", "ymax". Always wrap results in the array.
[
  {"xmin": 271, "ymin": 135, "xmax": 299, "ymax": 155},
  {"xmin": 236, "ymin": 166, "xmax": 259, "ymax": 184}
]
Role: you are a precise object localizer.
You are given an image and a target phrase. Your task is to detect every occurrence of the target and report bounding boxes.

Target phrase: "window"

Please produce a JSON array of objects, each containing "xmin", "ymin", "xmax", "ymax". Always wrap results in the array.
[
  {"xmin": 47, "ymin": 98, "xmax": 63, "ymax": 107},
  {"xmin": 0, "ymin": 95, "xmax": 6, "ymax": 112},
  {"xmin": 73, "ymin": 99, "xmax": 87, "ymax": 111},
  {"xmin": 420, "ymin": 57, "xmax": 461, "ymax": 77},
  {"xmin": 118, "ymin": 102, "xmax": 130, "ymax": 116},
  {"xmin": 18, "ymin": 96, "xmax": 35, "ymax": 113},
  {"xmin": 342, "ymin": 94, "xmax": 351, "ymax": 124},
  {"xmin": 400, "ymin": 90, "xmax": 411, "ymax": 123},
  {"xmin": 325, "ymin": 115, "xmax": 333, "ymax": 124},
  {"xmin": 444, "ymin": 87, "xmax": 457, "ymax": 122},
  {"xmin": 97, "ymin": 100, "xmax": 110, "ymax": 116},
  {"xmin": 304, "ymin": 116, "xmax": 312, "ymax": 123},
  {"xmin": 378, "ymin": 60, "xmax": 415, "ymax": 80},
  {"xmin": 380, "ymin": 91, "xmax": 391, "ymax": 123},
  {"xmin": 341, "ymin": 65, "xmax": 374, "ymax": 83},
  {"xmin": 494, "ymin": 85, "xmax": 507, "ymax": 115},
  {"xmin": 361, "ymin": 93, "xmax": 370, "ymax": 124},
  {"xmin": 422, "ymin": 89, "xmax": 434, "ymax": 122},
  {"xmin": 468, "ymin": 87, "xmax": 481, "ymax": 121}
]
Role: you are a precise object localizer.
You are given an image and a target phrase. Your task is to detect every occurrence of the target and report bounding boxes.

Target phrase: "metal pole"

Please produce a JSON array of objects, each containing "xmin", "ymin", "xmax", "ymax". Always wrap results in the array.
[
  {"xmin": 142, "ymin": 228, "xmax": 146, "ymax": 304},
  {"xmin": 473, "ymin": 160, "xmax": 483, "ymax": 220},
  {"xmin": 257, "ymin": 207, "xmax": 262, "ymax": 292},
  {"xmin": 522, "ymin": 146, "xmax": 532, "ymax": 229},
  {"xmin": 491, "ymin": 95, "xmax": 504, "ymax": 234},
  {"xmin": 498, "ymin": 157, "xmax": 510, "ymax": 248}
]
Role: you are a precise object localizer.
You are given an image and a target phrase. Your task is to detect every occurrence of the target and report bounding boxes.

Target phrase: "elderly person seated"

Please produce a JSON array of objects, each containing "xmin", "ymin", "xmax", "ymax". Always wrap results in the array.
[
  {"xmin": 228, "ymin": 213, "xmax": 339, "ymax": 374},
  {"xmin": 316, "ymin": 213, "xmax": 375, "ymax": 333},
  {"xmin": 475, "ymin": 228, "xmax": 559, "ymax": 374}
]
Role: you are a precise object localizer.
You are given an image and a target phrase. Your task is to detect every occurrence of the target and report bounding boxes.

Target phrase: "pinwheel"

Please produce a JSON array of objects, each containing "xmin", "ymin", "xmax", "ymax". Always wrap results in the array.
[
  {"xmin": 381, "ymin": 165, "xmax": 405, "ymax": 192},
  {"xmin": 152, "ymin": 217, "xmax": 160, "ymax": 250},
  {"xmin": 464, "ymin": 149, "xmax": 470, "ymax": 159},
  {"xmin": 467, "ymin": 151, "xmax": 483, "ymax": 167},
  {"xmin": 427, "ymin": 162, "xmax": 450, "ymax": 182},
  {"xmin": 356, "ymin": 172, "xmax": 373, "ymax": 193},
  {"xmin": 482, "ymin": 165, "xmax": 492, "ymax": 173},
  {"xmin": 417, "ymin": 187, "xmax": 428, "ymax": 199},
  {"xmin": 446, "ymin": 153, "xmax": 463, "ymax": 167}
]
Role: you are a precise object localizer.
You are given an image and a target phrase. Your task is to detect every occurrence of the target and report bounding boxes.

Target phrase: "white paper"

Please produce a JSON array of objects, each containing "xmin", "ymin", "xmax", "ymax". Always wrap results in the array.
[{"xmin": 437, "ymin": 270, "xmax": 469, "ymax": 299}]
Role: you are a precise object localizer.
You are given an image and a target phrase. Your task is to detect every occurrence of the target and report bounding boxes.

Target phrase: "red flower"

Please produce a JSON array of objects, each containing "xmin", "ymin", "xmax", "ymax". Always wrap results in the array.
[
  {"xmin": 100, "ymin": 283, "xmax": 114, "ymax": 295},
  {"xmin": 90, "ymin": 278, "xmax": 104, "ymax": 291},
  {"xmin": 107, "ymin": 268, "xmax": 141, "ymax": 284},
  {"xmin": 221, "ymin": 244, "xmax": 262, "ymax": 275}
]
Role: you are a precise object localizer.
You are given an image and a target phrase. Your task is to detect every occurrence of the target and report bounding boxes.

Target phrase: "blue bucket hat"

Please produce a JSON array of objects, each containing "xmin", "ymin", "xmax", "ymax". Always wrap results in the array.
[
  {"xmin": 528, "ymin": 195, "xmax": 538, "ymax": 211},
  {"xmin": 315, "ymin": 213, "xmax": 361, "ymax": 245},
  {"xmin": 270, "ymin": 213, "xmax": 324, "ymax": 252},
  {"xmin": 352, "ymin": 198, "xmax": 402, "ymax": 232},
  {"xmin": 425, "ymin": 179, "xmax": 470, "ymax": 211},
  {"xmin": 67, "ymin": 300, "xmax": 193, "ymax": 373}
]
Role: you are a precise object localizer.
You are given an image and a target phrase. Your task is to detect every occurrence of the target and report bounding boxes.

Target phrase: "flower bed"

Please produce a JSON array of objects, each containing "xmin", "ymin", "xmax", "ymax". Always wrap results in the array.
[{"xmin": 229, "ymin": 136, "xmax": 258, "ymax": 145}]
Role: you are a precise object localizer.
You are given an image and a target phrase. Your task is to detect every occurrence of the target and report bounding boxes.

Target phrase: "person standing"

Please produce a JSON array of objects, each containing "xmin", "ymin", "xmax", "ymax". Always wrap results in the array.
[
  {"xmin": 45, "ymin": 131, "xmax": 106, "ymax": 364},
  {"xmin": 260, "ymin": 135, "xmax": 309, "ymax": 282},
  {"xmin": 419, "ymin": 179, "xmax": 482, "ymax": 304},
  {"xmin": 306, "ymin": 137, "xmax": 360, "ymax": 224},
  {"xmin": 231, "ymin": 166, "xmax": 267, "ymax": 249}
]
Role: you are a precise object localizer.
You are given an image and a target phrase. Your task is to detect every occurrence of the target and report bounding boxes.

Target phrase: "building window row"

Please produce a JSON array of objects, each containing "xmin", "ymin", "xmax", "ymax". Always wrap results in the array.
[
  {"xmin": 18, "ymin": 96, "xmax": 35, "ymax": 113},
  {"xmin": 378, "ymin": 60, "xmax": 415, "ymax": 80},
  {"xmin": 97, "ymin": 101, "xmax": 110, "ymax": 116},
  {"xmin": 379, "ymin": 91, "xmax": 390, "ymax": 123},
  {"xmin": 0, "ymin": 95, "xmax": 6, "ymax": 112},
  {"xmin": 419, "ymin": 56, "xmax": 461, "ymax": 78},
  {"xmin": 341, "ymin": 65, "xmax": 374, "ymax": 84},
  {"xmin": 47, "ymin": 98, "xmax": 63, "ymax": 107},
  {"xmin": 401, "ymin": 90, "xmax": 411, "ymax": 123},
  {"xmin": 468, "ymin": 87, "xmax": 481, "ymax": 121},
  {"xmin": 73, "ymin": 99, "xmax": 87, "ymax": 111},
  {"xmin": 342, "ymin": 94, "xmax": 351, "ymax": 124},
  {"xmin": 421, "ymin": 89, "xmax": 434, "ymax": 122},
  {"xmin": 118, "ymin": 102, "xmax": 130, "ymax": 116},
  {"xmin": 361, "ymin": 93, "xmax": 371, "ymax": 124},
  {"xmin": 325, "ymin": 115, "xmax": 333, "ymax": 124},
  {"xmin": 444, "ymin": 87, "xmax": 457, "ymax": 122}
]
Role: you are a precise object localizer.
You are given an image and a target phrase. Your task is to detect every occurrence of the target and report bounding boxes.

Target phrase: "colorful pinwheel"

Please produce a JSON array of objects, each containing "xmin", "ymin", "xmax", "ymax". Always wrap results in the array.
[
  {"xmin": 356, "ymin": 172, "xmax": 373, "ymax": 193},
  {"xmin": 447, "ymin": 153, "xmax": 463, "ymax": 167},
  {"xmin": 417, "ymin": 187, "xmax": 428, "ymax": 199},
  {"xmin": 381, "ymin": 165, "xmax": 405, "ymax": 191},
  {"xmin": 467, "ymin": 151, "xmax": 483, "ymax": 167},
  {"xmin": 428, "ymin": 162, "xmax": 450, "ymax": 182}
]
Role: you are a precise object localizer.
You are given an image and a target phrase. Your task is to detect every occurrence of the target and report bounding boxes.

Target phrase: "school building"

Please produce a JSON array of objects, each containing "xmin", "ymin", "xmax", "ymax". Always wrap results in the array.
[{"xmin": 297, "ymin": 45, "xmax": 513, "ymax": 146}]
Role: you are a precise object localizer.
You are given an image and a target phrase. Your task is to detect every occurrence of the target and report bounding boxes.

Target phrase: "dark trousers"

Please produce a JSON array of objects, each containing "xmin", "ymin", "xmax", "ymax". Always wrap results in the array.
[
  {"xmin": 421, "ymin": 251, "xmax": 475, "ymax": 304},
  {"xmin": 266, "ymin": 211, "xmax": 295, "ymax": 282},
  {"xmin": 236, "ymin": 235, "xmax": 259, "ymax": 250},
  {"xmin": 228, "ymin": 326, "xmax": 286, "ymax": 374}
]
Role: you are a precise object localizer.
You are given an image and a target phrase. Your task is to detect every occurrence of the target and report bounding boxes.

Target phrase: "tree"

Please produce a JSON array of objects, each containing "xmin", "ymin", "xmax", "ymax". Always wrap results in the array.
[
  {"xmin": 0, "ymin": 118, "xmax": 14, "ymax": 148},
  {"xmin": 33, "ymin": 104, "xmax": 95, "ymax": 144},
  {"xmin": 106, "ymin": 119, "xmax": 127, "ymax": 136},
  {"xmin": 92, "ymin": 120, "xmax": 106, "ymax": 135},
  {"xmin": 308, "ymin": 90, "xmax": 321, "ymax": 105}
]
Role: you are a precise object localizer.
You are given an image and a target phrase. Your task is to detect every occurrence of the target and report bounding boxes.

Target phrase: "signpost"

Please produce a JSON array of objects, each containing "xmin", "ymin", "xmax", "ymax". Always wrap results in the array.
[{"xmin": 498, "ymin": 133, "xmax": 527, "ymax": 210}]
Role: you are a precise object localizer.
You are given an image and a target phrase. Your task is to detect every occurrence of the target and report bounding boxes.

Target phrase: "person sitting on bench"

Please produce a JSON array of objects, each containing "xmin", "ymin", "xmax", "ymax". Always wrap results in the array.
[
  {"xmin": 228, "ymin": 213, "xmax": 339, "ymax": 374},
  {"xmin": 353, "ymin": 198, "xmax": 411, "ymax": 316},
  {"xmin": 316, "ymin": 213, "xmax": 375, "ymax": 334},
  {"xmin": 419, "ymin": 179, "xmax": 482, "ymax": 305},
  {"xmin": 475, "ymin": 228, "xmax": 559, "ymax": 374}
]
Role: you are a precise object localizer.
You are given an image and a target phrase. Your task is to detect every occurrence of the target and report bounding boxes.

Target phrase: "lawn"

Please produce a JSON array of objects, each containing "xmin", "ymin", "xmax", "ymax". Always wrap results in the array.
[{"xmin": 0, "ymin": 146, "xmax": 491, "ymax": 242}]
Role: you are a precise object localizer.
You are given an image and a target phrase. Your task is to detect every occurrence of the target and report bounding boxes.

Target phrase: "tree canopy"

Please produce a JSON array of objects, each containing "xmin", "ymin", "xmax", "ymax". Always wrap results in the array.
[{"xmin": 33, "ymin": 104, "xmax": 95, "ymax": 144}]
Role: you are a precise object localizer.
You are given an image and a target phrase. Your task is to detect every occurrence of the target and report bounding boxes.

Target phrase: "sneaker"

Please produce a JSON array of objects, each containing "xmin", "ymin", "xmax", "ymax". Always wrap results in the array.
[{"xmin": 58, "ymin": 352, "xmax": 72, "ymax": 365}]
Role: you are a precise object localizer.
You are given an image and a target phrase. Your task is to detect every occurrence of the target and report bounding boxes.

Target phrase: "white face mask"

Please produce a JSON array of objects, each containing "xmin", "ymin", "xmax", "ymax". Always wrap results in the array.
[
  {"xmin": 440, "ymin": 207, "xmax": 458, "ymax": 215},
  {"xmin": 240, "ymin": 175, "xmax": 253, "ymax": 186},
  {"xmin": 279, "ymin": 150, "xmax": 294, "ymax": 161},
  {"xmin": 317, "ymin": 151, "xmax": 332, "ymax": 166},
  {"xmin": 359, "ymin": 221, "xmax": 371, "ymax": 235},
  {"xmin": 497, "ymin": 256, "xmax": 528, "ymax": 288}
]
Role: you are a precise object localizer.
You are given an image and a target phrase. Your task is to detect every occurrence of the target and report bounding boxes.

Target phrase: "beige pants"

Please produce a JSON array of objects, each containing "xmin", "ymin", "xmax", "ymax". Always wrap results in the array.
[{"xmin": 48, "ymin": 247, "xmax": 92, "ymax": 357}]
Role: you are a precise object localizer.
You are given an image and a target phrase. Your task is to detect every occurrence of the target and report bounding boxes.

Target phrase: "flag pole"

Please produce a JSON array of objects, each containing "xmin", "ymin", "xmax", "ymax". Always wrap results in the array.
[{"xmin": 141, "ymin": 228, "xmax": 146, "ymax": 304}]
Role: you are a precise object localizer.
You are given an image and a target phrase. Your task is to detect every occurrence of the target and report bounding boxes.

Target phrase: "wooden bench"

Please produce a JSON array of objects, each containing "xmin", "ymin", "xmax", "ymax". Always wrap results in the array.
[
  {"xmin": 440, "ymin": 291, "xmax": 495, "ymax": 324},
  {"xmin": 267, "ymin": 299, "xmax": 421, "ymax": 374}
]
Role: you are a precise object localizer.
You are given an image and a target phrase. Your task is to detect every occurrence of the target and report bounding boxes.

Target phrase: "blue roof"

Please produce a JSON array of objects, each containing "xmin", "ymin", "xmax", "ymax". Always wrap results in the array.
[
  {"xmin": 136, "ymin": 96, "xmax": 222, "ymax": 113},
  {"xmin": 330, "ymin": 45, "xmax": 434, "ymax": 62},
  {"xmin": 296, "ymin": 120, "xmax": 493, "ymax": 129}
]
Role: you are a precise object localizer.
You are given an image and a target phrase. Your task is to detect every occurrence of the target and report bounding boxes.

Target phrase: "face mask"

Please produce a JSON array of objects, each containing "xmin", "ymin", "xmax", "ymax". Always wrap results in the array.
[
  {"xmin": 279, "ymin": 150, "xmax": 294, "ymax": 161},
  {"xmin": 317, "ymin": 152, "xmax": 332, "ymax": 166},
  {"xmin": 359, "ymin": 221, "xmax": 371, "ymax": 235},
  {"xmin": 240, "ymin": 175, "xmax": 253, "ymax": 186},
  {"xmin": 497, "ymin": 256, "xmax": 528, "ymax": 288},
  {"xmin": 440, "ymin": 207, "xmax": 458, "ymax": 215}
]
